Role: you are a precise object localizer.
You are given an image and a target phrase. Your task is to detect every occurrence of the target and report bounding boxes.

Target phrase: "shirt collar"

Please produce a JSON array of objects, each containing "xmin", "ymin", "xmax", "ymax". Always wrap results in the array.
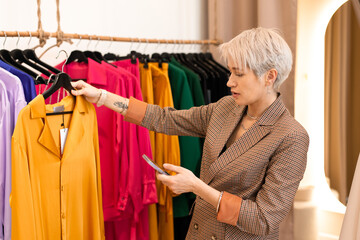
[{"xmin": 30, "ymin": 94, "xmax": 87, "ymax": 119}]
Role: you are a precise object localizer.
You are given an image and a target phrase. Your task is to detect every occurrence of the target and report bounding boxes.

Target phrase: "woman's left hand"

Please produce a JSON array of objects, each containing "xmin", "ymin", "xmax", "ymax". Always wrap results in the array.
[{"xmin": 156, "ymin": 164, "xmax": 198, "ymax": 195}]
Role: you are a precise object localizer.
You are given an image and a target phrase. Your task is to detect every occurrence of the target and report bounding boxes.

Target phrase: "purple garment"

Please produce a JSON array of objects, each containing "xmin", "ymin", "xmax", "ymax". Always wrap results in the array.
[
  {"xmin": 0, "ymin": 68, "xmax": 27, "ymax": 240},
  {"xmin": 0, "ymin": 60, "xmax": 36, "ymax": 103}
]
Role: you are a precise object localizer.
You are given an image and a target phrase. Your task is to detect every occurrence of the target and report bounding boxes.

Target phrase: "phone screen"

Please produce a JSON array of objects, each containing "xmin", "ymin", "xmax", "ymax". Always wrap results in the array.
[{"xmin": 142, "ymin": 154, "xmax": 170, "ymax": 175}]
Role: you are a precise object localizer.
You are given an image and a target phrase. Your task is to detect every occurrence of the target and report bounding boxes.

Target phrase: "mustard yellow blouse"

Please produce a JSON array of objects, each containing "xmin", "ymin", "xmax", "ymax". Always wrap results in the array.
[{"xmin": 11, "ymin": 95, "xmax": 105, "ymax": 240}]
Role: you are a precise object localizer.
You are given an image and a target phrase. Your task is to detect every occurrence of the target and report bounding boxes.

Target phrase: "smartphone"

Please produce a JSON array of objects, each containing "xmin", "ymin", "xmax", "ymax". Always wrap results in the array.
[{"xmin": 142, "ymin": 154, "xmax": 170, "ymax": 175}]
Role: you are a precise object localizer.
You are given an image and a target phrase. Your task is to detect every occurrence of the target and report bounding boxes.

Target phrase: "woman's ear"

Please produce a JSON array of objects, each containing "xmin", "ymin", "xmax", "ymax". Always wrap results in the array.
[{"xmin": 266, "ymin": 69, "xmax": 278, "ymax": 86}]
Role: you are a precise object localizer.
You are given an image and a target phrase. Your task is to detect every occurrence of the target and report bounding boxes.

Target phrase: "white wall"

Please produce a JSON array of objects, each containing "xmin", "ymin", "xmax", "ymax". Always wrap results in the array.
[{"xmin": 0, "ymin": 0, "xmax": 208, "ymax": 65}]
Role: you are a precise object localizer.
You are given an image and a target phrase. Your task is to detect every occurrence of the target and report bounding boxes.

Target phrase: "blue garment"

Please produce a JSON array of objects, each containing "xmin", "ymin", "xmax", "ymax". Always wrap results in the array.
[{"xmin": 0, "ymin": 60, "xmax": 36, "ymax": 103}]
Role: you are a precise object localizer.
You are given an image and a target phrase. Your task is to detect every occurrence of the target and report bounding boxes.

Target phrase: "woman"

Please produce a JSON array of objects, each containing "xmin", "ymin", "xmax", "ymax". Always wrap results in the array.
[{"xmin": 71, "ymin": 27, "xmax": 309, "ymax": 239}]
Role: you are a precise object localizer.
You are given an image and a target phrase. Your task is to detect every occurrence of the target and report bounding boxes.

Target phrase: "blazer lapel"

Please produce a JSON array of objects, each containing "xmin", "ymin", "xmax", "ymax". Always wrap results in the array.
[
  {"xmin": 204, "ymin": 124, "xmax": 271, "ymax": 184},
  {"xmin": 204, "ymin": 95, "xmax": 287, "ymax": 184},
  {"xmin": 212, "ymin": 105, "xmax": 245, "ymax": 163}
]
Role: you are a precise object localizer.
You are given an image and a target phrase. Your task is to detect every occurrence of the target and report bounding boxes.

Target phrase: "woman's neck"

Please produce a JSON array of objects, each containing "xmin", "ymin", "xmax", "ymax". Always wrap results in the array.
[{"xmin": 247, "ymin": 92, "xmax": 278, "ymax": 118}]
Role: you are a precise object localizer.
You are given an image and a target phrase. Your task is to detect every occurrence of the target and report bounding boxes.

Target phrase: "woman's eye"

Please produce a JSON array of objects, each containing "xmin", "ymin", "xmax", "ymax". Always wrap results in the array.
[{"xmin": 228, "ymin": 72, "xmax": 244, "ymax": 78}]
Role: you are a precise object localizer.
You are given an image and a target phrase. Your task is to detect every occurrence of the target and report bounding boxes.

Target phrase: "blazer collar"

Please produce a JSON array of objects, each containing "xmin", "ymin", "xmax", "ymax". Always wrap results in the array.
[
  {"xmin": 204, "ymin": 94, "xmax": 287, "ymax": 184},
  {"xmin": 30, "ymin": 95, "xmax": 87, "ymax": 158}
]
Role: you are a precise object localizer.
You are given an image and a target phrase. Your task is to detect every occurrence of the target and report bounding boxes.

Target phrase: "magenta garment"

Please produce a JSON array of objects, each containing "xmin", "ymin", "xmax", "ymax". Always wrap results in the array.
[
  {"xmin": 50, "ymin": 59, "xmax": 156, "ymax": 240},
  {"xmin": 0, "ymin": 68, "xmax": 27, "ymax": 240},
  {"xmin": 112, "ymin": 59, "xmax": 140, "ymax": 81}
]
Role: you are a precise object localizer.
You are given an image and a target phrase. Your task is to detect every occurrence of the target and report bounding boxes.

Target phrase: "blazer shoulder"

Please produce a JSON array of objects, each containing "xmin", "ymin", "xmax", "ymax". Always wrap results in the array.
[{"xmin": 277, "ymin": 110, "xmax": 309, "ymax": 140}]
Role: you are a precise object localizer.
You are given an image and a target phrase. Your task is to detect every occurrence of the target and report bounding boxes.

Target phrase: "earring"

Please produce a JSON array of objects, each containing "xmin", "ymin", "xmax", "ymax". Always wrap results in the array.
[{"xmin": 267, "ymin": 86, "xmax": 271, "ymax": 94}]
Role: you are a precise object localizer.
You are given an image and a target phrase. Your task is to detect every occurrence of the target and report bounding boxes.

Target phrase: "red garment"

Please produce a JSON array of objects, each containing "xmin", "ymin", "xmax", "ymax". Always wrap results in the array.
[{"xmin": 48, "ymin": 59, "xmax": 156, "ymax": 240}]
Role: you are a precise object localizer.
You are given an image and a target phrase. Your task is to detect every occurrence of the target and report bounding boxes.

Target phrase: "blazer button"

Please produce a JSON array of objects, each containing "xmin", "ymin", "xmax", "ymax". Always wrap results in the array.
[
  {"xmin": 211, "ymin": 235, "xmax": 216, "ymax": 240},
  {"xmin": 194, "ymin": 223, "xmax": 198, "ymax": 230}
]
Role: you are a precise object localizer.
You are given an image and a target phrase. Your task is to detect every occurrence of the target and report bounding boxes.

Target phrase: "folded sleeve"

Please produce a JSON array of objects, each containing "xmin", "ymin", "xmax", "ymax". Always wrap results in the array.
[
  {"xmin": 124, "ymin": 97, "xmax": 148, "ymax": 125},
  {"xmin": 216, "ymin": 191, "xmax": 242, "ymax": 226}
]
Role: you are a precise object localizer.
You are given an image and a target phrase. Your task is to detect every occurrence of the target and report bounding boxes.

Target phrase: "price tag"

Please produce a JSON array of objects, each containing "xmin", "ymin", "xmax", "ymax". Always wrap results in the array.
[{"xmin": 60, "ymin": 128, "xmax": 69, "ymax": 155}]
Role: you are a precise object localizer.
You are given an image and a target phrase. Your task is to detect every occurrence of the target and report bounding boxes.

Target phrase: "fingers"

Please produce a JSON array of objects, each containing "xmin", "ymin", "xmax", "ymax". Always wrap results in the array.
[
  {"xmin": 156, "ymin": 172, "xmax": 170, "ymax": 181},
  {"xmin": 163, "ymin": 163, "xmax": 183, "ymax": 173},
  {"xmin": 71, "ymin": 88, "xmax": 86, "ymax": 96},
  {"xmin": 71, "ymin": 80, "xmax": 86, "ymax": 89}
]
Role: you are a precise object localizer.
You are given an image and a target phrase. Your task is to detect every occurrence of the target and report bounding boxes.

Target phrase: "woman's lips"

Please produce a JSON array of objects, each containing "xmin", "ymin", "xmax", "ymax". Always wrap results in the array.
[{"xmin": 232, "ymin": 92, "xmax": 239, "ymax": 98}]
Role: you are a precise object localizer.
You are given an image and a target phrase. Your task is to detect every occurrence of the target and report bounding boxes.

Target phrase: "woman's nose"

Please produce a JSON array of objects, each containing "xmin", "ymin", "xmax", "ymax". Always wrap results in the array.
[{"xmin": 226, "ymin": 75, "xmax": 235, "ymax": 88}]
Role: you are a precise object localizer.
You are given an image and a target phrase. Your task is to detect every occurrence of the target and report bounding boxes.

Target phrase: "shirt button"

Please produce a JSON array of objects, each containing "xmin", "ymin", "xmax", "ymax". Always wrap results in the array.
[
  {"xmin": 61, "ymin": 186, "xmax": 64, "ymax": 191},
  {"xmin": 61, "ymin": 213, "xmax": 65, "ymax": 219},
  {"xmin": 194, "ymin": 223, "xmax": 198, "ymax": 230},
  {"xmin": 211, "ymin": 235, "xmax": 217, "ymax": 240}
]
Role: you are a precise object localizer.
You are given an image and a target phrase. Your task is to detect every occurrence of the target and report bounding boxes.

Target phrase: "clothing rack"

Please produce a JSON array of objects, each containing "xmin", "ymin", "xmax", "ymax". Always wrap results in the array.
[{"xmin": 0, "ymin": 31, "xmax": 221, "ymax": 45}]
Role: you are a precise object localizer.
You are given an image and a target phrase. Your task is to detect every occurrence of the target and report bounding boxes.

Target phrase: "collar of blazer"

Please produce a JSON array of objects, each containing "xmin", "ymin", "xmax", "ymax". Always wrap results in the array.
[
  {"xmin": 203, "ymin": 94, "xmax": 287, "ymax": 184},
  {"xmin": 29, "ymin": 95, "xmax": 88, "ymax": 158}
]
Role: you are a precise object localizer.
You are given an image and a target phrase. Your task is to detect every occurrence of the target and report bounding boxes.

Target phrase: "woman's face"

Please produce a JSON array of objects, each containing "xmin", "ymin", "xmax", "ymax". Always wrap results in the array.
[{"xmin": 226, "ymin": 58, "xmax": 267, "ymax": 106}]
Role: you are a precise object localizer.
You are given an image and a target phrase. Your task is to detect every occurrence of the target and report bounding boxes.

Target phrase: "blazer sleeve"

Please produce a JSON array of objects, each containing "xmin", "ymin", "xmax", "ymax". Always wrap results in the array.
[
  {"xmin": 125, "ymin": 97, "xmax": 214, "ymax": 138},
  {"xmin": 228, "ymin": 130, "xmax": 309, "ymax": 236}
]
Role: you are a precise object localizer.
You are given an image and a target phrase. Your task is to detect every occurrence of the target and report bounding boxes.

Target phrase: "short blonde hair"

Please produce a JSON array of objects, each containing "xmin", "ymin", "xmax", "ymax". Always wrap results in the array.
[{"xmin": 219, "ymin": 27, "xmax": 293, "ymax": 91}]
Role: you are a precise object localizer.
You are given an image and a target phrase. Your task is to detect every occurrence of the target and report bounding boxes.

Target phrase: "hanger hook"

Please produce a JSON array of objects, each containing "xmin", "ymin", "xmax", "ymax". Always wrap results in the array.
[
  {"xmin": 143, "ymin": 39, "xmax": 149, "ymax": 54},
  {"xmin": 3, "ymin": 31, "xmax": 7, "ymax": 48},
  {"xmin": 156, "ymin": 39, "xmax": 160, "ymax": 51},
  {"xmin": 76, "ymin": 35, "xmax": 82, "ymax": 48},
  {"xmin": 172, "ymin": 39, "xmax": 177, "ymax": 52},
  {"xmin": 165, "ymin": 39, "xmax": 169, "ymax": 52},
  {"xmin": 108, "ymin": 37, "xmax": 113, "ymax": 50},
  {"xmin": 56, "ymin": 49, "xmax": 69, "ymax": 72},
  {"xmin": 16, "ymin": 31, "xmax": 20, "ymax": 48},
  {"xmin": 135, "ymin": 38, "xmax": 142, "ymax": 52},
  {"xmin": 87, "ymin": 36, "xmax": 92, "ymax": 50},
  {"xmin": 94, "ymin": 36, "xmax": 100, "ymax": 50},
  {"xmin": 129, "ymin": 38, "xmax": 134, "ymax": 52},
  {"xmin": 28, "ymin": 31, "xmax": 32, "ymax": 47}
]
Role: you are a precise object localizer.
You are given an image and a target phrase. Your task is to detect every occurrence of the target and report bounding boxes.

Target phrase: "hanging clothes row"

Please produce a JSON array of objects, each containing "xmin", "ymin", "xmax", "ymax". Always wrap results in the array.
[{"xmin": 0, "ymin": 44, "xmax": 229, "ymax": 240}]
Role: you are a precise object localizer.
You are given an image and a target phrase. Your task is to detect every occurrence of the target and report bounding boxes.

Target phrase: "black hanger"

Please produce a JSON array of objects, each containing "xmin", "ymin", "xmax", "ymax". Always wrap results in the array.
[
  {"xmin": 66, "ymin": 50, "xmax": 88, "ymax": 64},
  {"xmin": 42, "ymin": 72, "xmax": 75, "ymax": 115},
  {"xmin": 23, "ymin": 49, "xmax": 61, "ymax": 74},
  {"xmin": 10, "ymin": 49, "xmax": 54, "ymax": 77},
  {"xmin": 0, "ymin": 49, "xmax": 46, "ymax": 84},
  {"xmin": 204, "ymin": 52, "xmax": 229, "ymax": 73},
  {"xmin": 93, "ymin": 51, "xmax": 117, "ymax": 68},
  {"xmin": 84, "ymin": 51, "xmax": 102, "ymax": 63},
  {"xmin": 104, "ymin": 52, "xmax": 117, "ymax": 61},
  {"xmin": 117, "ymin": 50, "xmax": 138, "ymax": 64}
]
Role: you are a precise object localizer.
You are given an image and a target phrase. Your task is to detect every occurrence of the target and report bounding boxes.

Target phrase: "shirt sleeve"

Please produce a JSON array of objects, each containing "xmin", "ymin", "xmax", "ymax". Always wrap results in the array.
[
  {"xmin": 11, "ymin": 137, "xmax": 37, "ymax": 239},
  {"xmin": 216, "ymin": 191, "xmax": 242, "ymax": 226},
  {"xmin": 124, "ymin": 97, "xmax": 148, "ymax": 125}
]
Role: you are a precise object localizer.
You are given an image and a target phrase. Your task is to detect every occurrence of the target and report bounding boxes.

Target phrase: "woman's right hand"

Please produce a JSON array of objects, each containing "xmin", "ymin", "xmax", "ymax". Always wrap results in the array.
[{"xmin": 71, "ymin": 80, "xmax": 101, "ymax": 103}]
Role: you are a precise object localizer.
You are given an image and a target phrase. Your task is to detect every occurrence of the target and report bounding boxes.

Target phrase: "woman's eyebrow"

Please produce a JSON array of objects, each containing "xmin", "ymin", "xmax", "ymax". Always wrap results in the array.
[{"xmin": 227, "ymin": 66, "xmax": 240, "ymax": 70}]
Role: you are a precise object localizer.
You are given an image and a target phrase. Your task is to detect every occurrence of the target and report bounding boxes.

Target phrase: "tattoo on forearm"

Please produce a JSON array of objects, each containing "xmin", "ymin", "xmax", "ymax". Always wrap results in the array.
[{"xmin": 114, "ymin": 101, "xmax": 128, "ymax": 111}]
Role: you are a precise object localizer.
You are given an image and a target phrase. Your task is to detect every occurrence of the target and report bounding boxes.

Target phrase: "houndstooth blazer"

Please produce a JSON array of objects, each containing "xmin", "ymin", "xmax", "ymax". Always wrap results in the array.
[{"xmin": 141, "ymin": 94, "xmax": 309, "ymax": 240}]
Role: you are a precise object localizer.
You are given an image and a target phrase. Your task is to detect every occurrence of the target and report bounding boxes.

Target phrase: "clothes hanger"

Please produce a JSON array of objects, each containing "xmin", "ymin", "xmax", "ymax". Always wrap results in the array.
[
  {"xmin": 103, "ymin": 37, "xmax": 118, "ymax": 61},
  {"xmin": 0, "ymin": 32, "xmax": 46, "ymax": 84},
  {"xmin": 43, "ymin": 50, "xmax": 76, "ymax": 114},
  {"xmin": 89, "ymin": 38, "xmax": 117, "ymax": 67},
  {"xmin": 10, "ymin": 32, "xmax": 54, "ymax": 78},
  {"xmin": 23, "ymin": 33, "xmax": 61, "ymax": 75},
  {"xmin": 67, "ymin": 50, "xmax": 88, "ymax": 64},
  {"xmin": 66, "ymin": 37, "xmax": 88, "ymax": 64}
]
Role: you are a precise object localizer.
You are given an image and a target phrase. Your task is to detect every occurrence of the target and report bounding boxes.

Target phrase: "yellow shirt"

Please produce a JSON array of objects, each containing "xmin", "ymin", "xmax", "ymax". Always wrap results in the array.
[
  {"xmin": 11, "ymin": 95, "xmax": 105, "ymax": 240},
  {"xmin": 139, "ymin": 63, "xmax": 180, "ymax": 240}
]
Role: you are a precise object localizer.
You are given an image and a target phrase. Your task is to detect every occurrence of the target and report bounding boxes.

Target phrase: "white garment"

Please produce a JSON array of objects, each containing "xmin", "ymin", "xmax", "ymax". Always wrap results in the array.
[{"xmin": 339, "ymin": 153, "xmax": 360, "ymax": 240}]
